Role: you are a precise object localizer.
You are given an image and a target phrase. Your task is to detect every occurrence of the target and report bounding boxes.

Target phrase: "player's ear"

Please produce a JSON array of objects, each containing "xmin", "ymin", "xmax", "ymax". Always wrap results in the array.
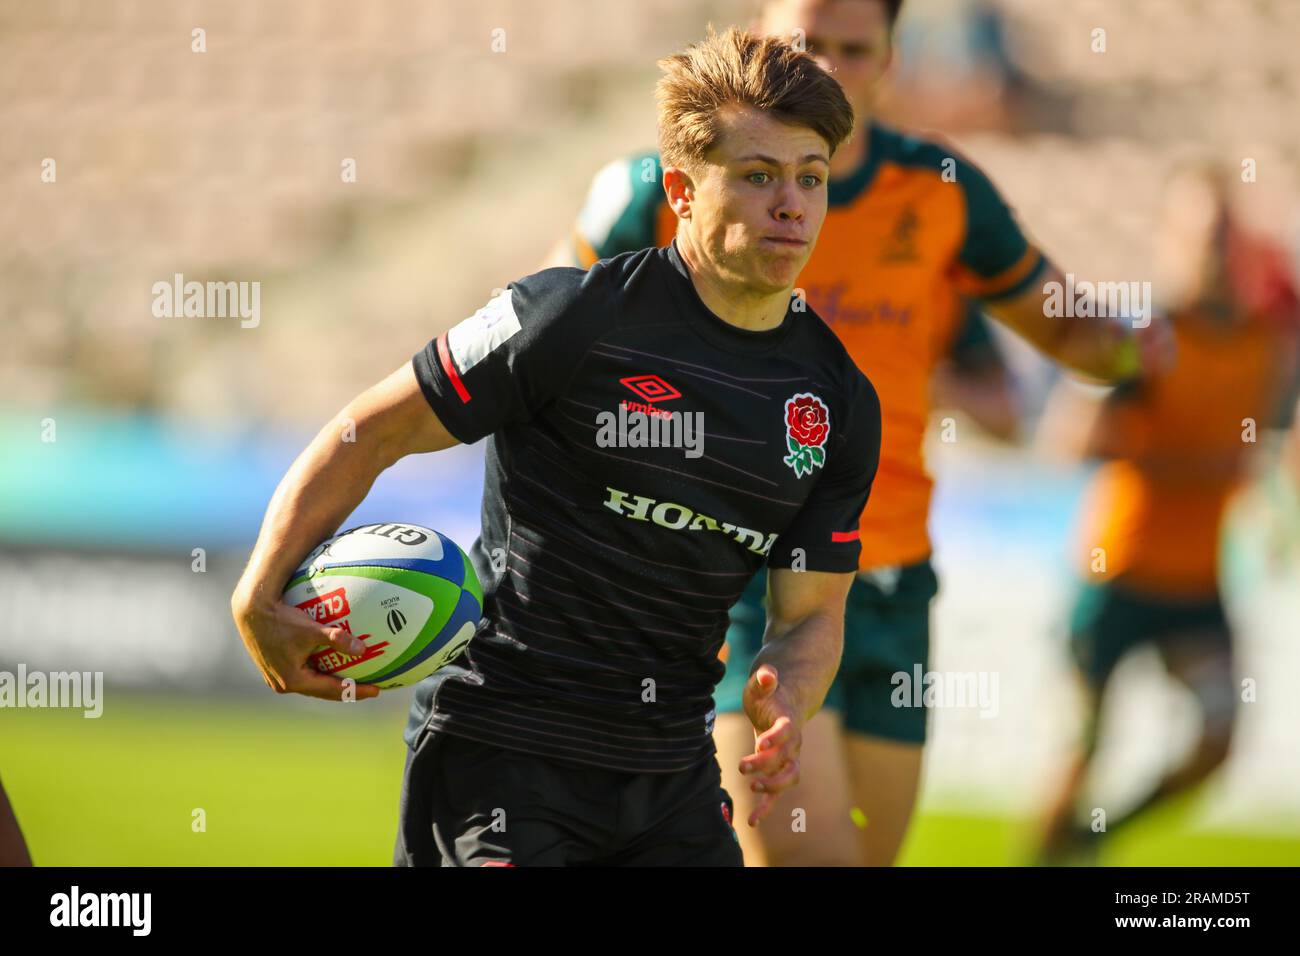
[{"xmin": 663, "ymin": 166, "xmax": 694, "ymax": 221}]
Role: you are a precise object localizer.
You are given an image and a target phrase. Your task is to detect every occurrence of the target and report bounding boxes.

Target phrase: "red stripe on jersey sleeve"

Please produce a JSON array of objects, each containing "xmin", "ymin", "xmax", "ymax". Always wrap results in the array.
[
  {"xmin": 437, "ymin": 333, "xmax": 471, "ymax": 403},
  {"xmin": 830, "ymin": 530, "xmax": 860, "ymax": 543}
]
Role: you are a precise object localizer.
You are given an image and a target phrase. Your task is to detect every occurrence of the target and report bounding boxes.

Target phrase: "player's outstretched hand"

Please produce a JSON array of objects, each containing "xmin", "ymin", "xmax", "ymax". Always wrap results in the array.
[
  {"xmin": 231, "ymin": 590, "xmax": 381, "ymax": 702},
  {"xmin": 739, "ymin": 663, "xmax": 803, "ymax": 827}
]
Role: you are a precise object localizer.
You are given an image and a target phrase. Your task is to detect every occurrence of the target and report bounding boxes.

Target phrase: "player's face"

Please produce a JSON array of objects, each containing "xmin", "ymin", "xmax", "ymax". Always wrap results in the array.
[
  {"xmin": 760, "ymin": 0, "xmax": 893, "ymax": 119},
  {"xmin": 686, "ymin": 104, "xmax": 830, "ymax": 294}
]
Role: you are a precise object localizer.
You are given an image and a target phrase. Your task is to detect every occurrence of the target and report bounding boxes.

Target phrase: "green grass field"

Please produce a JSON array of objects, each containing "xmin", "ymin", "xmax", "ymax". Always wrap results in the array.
[{"xmin": 4, "ymin": 695, "xmax": 1298, "ymax": 866}]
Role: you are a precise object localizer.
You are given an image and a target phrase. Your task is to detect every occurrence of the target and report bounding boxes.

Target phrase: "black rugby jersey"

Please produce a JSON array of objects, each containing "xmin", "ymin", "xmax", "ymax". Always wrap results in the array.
[{"xmin": 405, "ymin": 241, "xmax": 881, "ymax": 773}]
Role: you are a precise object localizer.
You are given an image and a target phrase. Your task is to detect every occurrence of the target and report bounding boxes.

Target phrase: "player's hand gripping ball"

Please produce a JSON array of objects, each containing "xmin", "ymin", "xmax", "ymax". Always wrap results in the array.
[{"xmin": 282, "ymin": 523, "xmax": 483, "ymax": 688}]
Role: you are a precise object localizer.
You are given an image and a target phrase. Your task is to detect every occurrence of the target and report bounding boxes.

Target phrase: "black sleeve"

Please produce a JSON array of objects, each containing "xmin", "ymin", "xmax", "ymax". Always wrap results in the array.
[
  {"xmin": 411, "ymin": 267, "xmax": 595, "ymax": 444},
  {"xmin": 767, "ymin": 369, "xmax": 882, "ymax": 573}
]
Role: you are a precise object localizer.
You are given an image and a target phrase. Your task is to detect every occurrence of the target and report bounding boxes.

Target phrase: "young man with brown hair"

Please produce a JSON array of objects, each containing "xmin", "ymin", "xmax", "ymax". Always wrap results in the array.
[
  {"xmin": 232, "ymin": 27, "xmax": 883, "ymax": 866},
  {"xmin": 545, "ymin": 0, "xmax": 1167, "ymax": 866}
]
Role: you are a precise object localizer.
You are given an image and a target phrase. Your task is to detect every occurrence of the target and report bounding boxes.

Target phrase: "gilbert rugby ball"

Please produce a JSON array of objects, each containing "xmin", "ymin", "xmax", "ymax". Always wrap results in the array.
[{"xmin": 282, "ymin": 523, "xmax": 483, "ymax": 688}]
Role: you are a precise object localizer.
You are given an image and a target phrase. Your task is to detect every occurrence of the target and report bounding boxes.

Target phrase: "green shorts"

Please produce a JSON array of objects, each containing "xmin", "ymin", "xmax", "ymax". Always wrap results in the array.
[
  {"xmin": 1068, "ymin": 579, "xmax": 1231, "ymax": 688},
  {"xmin": 713, "ymin": 560, "xmax": 939, "ymax": 744}
]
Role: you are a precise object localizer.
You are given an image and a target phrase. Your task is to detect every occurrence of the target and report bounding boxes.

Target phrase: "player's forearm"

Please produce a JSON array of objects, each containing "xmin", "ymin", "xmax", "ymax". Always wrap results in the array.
[
  {"xmin": 232, "ymin": 408, "xmax": 398, "ymax": 612},
  {"xmin": 1042, "ymin": 314, "xmax": 1140, "ymax": 382},
  {"xmin": 986, "ymin": 267, "xmax": 1141, "ymax": 383},
  {"xmin": 233, "ymin": 364, "xmax": 457, "ymax": 614},
  {"xmin": 754, "ymin": 608, "xmax": 844, "ymax": 724},
  {"xmin": 998, "ymin": 306, "xmax": 1140, "ymax": 382}
]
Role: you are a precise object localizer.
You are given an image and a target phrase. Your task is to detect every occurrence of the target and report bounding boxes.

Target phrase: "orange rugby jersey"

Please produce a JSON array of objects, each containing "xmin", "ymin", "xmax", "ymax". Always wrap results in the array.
[
  {"xmin": 1077, "ymin": 310, "xmax": 1291, "ymax": 596},
  {"xmin": 569, "ymin": 123, "xmax": 1042, "ymax": 568}
]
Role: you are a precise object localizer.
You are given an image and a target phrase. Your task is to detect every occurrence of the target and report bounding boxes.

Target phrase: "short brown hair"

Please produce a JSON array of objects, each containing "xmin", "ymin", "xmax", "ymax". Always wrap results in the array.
[{"xmin": 655, "ymin": 26, "xmax": 855, "ymax": 171}]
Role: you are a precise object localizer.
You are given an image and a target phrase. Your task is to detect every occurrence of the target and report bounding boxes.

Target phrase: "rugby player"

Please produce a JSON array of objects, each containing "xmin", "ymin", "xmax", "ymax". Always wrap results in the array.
[
  {"xmin": 232, "ymin": 28, "xmax": 884, "ymax": 866},
  {"xmin": 0, "ymin": 778, "xmax": 32, "ymax": 867},
  {"xmin": 545, "ymin": 0, "xmax": 1169, "ymax": 866},
  {"xmin": 1035, "ymin": 165, "xmax": 1299, "ymax": 864}
]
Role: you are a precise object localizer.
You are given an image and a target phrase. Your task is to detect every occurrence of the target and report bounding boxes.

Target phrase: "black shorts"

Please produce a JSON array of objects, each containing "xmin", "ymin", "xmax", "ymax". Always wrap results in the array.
[{"xmin": 393, "ymin": 729, "xmax": 744, "ymax": 867}]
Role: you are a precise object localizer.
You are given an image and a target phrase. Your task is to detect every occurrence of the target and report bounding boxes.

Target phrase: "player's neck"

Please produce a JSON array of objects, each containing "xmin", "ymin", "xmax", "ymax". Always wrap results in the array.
[{"xmin": 676, "ymin": 237, "xmax": 792, "ymax": 332}]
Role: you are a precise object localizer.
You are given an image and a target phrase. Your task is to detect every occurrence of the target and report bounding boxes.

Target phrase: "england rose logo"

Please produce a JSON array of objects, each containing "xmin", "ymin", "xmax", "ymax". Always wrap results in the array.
[{"xmin": 783, "ymin": 393, "xmax": 830, "ymax": 478}]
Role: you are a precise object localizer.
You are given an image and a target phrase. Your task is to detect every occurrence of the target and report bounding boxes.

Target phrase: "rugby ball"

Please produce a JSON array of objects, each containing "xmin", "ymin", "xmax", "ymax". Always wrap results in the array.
[{"xmin": 282, "ymin": 523, "xmax": 483, "ymax": 688}]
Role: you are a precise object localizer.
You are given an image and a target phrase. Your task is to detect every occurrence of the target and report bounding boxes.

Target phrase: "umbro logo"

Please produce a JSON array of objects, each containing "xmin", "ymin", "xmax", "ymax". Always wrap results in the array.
[
  {"xmin": 604, "ymin": 374, "xmax": 699, "ymax": 455},
  {"xmin": 620, "ymin": 374, "xmax": 681, "ymax": 404}
]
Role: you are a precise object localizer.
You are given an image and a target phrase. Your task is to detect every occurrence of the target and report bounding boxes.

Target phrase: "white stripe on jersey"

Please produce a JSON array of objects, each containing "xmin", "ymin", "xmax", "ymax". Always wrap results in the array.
[{"xmin": 447, "ymin": 289, "xmax": 522, "ymax": 373}]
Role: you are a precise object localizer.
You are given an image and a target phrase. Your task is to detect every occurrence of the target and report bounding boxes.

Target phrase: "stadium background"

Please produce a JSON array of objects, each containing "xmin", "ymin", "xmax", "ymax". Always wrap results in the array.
[{"xmin": 3, "ymin": 0, "xmax": 1299, "ymax": 865}]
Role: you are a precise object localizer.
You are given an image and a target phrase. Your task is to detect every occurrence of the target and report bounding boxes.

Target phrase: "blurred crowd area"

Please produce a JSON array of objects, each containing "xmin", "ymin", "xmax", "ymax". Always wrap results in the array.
[{"xmin": 4, "ymin": 0, "xmax": 1300, "ymax": 425}]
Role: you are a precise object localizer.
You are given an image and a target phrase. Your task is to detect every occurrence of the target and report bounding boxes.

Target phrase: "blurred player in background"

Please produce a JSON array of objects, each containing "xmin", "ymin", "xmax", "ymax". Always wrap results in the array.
[
  {"xmin": 544, "ymin": 0, "xmax": 1166, "ymax": 866},
  {"xmin": 0, "ymin": 778, "xmax": 32, "ymax": 866},
  {"xmin": 1035, "ymin": 165, "xmax": 1300, "ymax": 864}
]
